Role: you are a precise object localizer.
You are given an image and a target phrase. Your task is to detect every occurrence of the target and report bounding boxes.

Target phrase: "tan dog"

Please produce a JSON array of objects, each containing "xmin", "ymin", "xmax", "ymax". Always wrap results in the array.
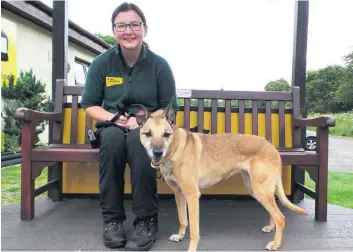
[{"xmin": 133, "ymin": 102, "xmax": 308, "ymax": 251}]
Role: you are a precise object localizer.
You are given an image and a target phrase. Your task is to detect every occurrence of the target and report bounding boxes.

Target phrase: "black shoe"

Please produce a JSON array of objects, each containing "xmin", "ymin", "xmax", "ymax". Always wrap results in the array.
[
  {"xmin": 103, "ymin": 221, "xmax": 126, "ymax": 248},
  {"xmin": 125, "ymin": 214, "xmax": 160, "ymax": 251}
]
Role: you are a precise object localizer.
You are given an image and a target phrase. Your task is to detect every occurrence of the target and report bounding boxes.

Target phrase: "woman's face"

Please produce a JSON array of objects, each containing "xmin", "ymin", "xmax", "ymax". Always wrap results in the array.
[{"xmin": 113, "ymin": 10, "xmax": 147, "ymax": 50}]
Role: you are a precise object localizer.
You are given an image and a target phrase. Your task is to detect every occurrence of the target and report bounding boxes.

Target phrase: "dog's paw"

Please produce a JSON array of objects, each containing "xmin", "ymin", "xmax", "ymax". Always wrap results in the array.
[
  {"xmin": 265, "ymin": 241, "xmax": 280, "ymax": 251},
  {"xmin": 169, "ymin": 234, "xmax": 183, "ymax": 242},
  {"xmin": 261, "ymin": 225, "xmax": 275, "ymax": 233}
]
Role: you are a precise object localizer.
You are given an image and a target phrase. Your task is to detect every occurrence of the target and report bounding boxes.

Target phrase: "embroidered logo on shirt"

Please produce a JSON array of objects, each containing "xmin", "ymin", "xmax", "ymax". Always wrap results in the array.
[{"xmin": 106, "ymin": 77, "xmax": 123, "ymax": 87}]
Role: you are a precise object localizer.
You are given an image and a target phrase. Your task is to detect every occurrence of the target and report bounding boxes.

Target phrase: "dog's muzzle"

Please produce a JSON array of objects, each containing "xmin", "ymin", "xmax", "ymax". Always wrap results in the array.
[
  {"xmin": 152, "ymin": 148, "xmax": 163, "ymax": 158},
  {"xmin": 150, "ymin": 148, "xmax": 163, "ymax": 169}
]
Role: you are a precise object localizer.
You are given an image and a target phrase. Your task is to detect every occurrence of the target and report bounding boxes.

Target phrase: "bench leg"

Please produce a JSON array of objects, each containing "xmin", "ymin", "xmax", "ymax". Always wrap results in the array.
[
  {"xmin": 315, "ymin": 128, "xmax": 329, "ymax": 222},
  {"xmin": 21, "ymin": 161, "xmax": 35, "ymax": 221},
  {"xmin": 292, "ymin": 165, "xmax": 305, "ymax": 203},
  {"xmin": 47, "ymin": 162, "xmax": 63, "ymax": 201},
  {"xmin": 21, "ymin": 123, "xmax": 35, "ymax": 221}
]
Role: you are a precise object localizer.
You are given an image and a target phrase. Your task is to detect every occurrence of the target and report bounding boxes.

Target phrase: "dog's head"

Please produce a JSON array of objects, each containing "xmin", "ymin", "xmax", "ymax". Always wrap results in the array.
[{"xmin": 133, "ymin": 100, "xmax": 176, "ymax": 169}]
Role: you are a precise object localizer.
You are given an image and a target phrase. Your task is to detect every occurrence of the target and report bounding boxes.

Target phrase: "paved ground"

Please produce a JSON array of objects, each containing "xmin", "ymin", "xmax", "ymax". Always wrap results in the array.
[
  {"xmin": 2, "ymin": 198, "xmax": 353, "ymax": 251},
  {"xmin": 329, "ymin": 136, "xmax": 353, "ymax": 173}
]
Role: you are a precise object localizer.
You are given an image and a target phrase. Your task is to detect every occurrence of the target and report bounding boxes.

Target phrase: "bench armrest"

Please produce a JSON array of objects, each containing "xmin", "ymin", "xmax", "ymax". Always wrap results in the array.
[
  {"xmin": 294, "ymin": 115, "xmax": 336, "ymax": 128},
  {"xmin": 13, "ymin": 108, "xmax": 63, "ymax": 122}
]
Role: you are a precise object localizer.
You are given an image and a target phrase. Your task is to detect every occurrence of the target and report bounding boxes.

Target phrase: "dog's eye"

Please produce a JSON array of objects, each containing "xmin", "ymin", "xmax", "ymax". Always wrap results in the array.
[
  {"xmin": 143, "ymin": 131, "xmax": 152, "ymax": 137},
  {"xmin": 163, "ymin": 132, "xmax": 171, "ymax": 138}
]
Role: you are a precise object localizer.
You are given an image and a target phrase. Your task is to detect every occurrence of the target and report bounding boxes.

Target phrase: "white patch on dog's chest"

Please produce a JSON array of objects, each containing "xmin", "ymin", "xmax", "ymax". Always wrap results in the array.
[
  {"xmin": 160, "ymin": 161, "xmax": 181, "ymax": 192},
  {"xmin": 160, "ymin": 161, "xmax": 174, "ymax": 181}
]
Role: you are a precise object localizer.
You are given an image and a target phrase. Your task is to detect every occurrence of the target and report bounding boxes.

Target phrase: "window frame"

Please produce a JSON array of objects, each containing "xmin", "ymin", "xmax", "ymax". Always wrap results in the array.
[{"xmin": 74, "ymin": 57, "xmax": 91, "ymax": 86}]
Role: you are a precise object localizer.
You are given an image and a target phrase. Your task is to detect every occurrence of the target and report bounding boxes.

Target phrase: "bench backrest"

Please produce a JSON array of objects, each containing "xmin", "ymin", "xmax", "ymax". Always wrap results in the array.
[{"xmin": 53, "ymin": 79, "xmax": 301, "ymax": 148}]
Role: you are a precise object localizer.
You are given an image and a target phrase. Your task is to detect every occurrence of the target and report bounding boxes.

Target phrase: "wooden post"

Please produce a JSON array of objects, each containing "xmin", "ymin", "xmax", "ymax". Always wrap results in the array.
[
  {"xmin": 51, "ymin": 0, "xmax": 68, "ymax": 109},
  {"xmin": 291, "ymin": 0, "xmax": 309, "ymax": 203},
  {"xmin": 48, "ymin": 0, "xmax": 68, "ymax": 201}
]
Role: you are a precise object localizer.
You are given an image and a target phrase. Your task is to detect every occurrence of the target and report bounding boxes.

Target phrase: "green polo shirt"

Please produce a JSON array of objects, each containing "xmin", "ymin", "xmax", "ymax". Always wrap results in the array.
[{"xmin": 81, "ymin": 44, "xmax": 179, "ymax": 116}]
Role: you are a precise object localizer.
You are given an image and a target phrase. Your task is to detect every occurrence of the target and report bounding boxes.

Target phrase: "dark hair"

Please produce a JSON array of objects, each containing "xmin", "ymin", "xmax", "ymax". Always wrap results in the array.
[{"xmin": 111, "ymin": 2, "xmax": 149, "ymax": 48}]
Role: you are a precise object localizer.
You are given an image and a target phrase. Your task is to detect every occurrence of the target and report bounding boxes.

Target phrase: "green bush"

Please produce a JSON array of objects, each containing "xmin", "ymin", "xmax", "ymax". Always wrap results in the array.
[
  {"xmin": 1, "ymin": 132, "xmax": 5, "ymax": 152},
  {"xmin": 1, "ymin": 69, "xmax": 52, "ymax": 152},
  {"xmin": 308, "ymin": 111, "xmax": 353, "ymax": 137}
]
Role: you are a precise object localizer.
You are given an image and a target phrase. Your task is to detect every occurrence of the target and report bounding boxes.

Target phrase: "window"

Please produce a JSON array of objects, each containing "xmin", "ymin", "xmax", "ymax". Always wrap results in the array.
[
  {"xmin": 1, "ymin": 30, "xmax": 9, "ymax": 62},
  {"xmin": 74, "ymin": 57, "xmax": 90, "ymax": 85}
]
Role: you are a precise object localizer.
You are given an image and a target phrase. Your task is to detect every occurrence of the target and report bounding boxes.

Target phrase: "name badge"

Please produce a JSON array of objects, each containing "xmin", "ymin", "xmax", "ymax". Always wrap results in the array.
[{"xmin": 106, "ymin": 77, "xmax": 123, "ymax": 87}]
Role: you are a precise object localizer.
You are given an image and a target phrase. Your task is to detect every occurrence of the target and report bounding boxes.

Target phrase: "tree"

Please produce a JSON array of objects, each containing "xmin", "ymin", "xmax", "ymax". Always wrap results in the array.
[
  {"xmin": 305, "ymin": 65, "xmax": 347, "ymax": 113},
  {"xmin": 264, "ymin": 78, "xmax": 291, "ymax": 108},
  {"xmin": 96, "ymin": 33, "xmax": 116, "ymax": 46},
  {"xmin": 335, "ymin": 51, "xmax": 353, "ymax": 111},
  {"xmin": 264, "ymin": 78, "xmax": 291, "ymax": 92},
  {"xmin": 264, "ymin": 50, "xmax": 353, "ymax": 114}
]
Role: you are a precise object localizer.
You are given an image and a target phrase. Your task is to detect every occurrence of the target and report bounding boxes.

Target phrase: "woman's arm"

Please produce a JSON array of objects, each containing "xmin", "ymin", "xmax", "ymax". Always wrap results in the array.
[
  {"xmin": 156, "ymin": 58, "xmax": 179, "ymax": 113},
  {"xmin": 81, "ymin": 58, "xmax": 127, "ymax": 124}
]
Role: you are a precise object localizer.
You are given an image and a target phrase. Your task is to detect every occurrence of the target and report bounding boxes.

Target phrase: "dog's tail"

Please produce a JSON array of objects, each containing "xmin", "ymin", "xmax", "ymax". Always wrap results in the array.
[{"xmin": 275, "ymin": 176, "xmax": 308, "ymax": 216}]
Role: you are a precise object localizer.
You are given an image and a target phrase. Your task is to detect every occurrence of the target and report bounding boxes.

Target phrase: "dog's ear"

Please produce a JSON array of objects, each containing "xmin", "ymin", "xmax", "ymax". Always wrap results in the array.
[
  {"xmin": 162, "ymin": 99, "xmax": 176, "ymax": 125},
  {"xmin": 132, "ymin": 104, "xmax": 150, "ymax": 127}
]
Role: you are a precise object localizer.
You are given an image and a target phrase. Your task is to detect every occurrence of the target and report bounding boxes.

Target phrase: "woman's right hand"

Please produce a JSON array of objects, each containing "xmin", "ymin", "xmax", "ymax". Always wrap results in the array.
[{"xmin": 113, "ymin": 113, "xmax": 129, "ymax": 127}]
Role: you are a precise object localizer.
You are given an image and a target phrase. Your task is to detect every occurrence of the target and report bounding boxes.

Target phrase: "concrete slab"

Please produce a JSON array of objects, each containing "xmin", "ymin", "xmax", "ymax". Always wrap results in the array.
[{"xmin": 2, "ymin": 198, "xmax": 353, "ymax": 251}]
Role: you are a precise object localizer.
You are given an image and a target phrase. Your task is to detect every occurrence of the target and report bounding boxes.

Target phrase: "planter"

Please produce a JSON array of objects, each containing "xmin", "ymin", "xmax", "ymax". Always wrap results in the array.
[
  {"xmin": 1, "ymin": 150, "xmax": 21, "ymax": 167},
  {"xmin": 1, "ymin": 158, "xmax": 21, "ymax": 167}
]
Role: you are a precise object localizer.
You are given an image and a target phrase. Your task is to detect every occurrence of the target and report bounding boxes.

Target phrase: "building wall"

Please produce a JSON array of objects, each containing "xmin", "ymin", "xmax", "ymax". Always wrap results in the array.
[{"xmin": 1, "ymin": 9, "xmax": 100, "ymax": 145}]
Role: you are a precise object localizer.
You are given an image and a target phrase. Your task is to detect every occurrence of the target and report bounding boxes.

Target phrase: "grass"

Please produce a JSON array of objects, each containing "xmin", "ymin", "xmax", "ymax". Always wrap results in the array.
[
  {"xmin": 1, "ymin": 165, "xmax": 48, "ymax": 206},
  {"xmin": 308, "ymin": 111, "xmax": 353, "ymax": 138},
  {"xmin": 1, "ymin": 165, "xmax": 352, "ymax": 210},
  {"xmin": 304, "ymin": 171, "xmax": 353, "ymax": 209}
]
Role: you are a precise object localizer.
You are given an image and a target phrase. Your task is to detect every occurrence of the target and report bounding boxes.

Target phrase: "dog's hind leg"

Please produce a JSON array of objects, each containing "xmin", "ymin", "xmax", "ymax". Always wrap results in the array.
[
  {"xmin": 251, "ymin": 178, "xmax": 286, "ymax": 251},
  {"xmin": 241, "ymin": 170, "xmax": 276, "ymax": 233},
  {"xmin": 261, "ymin": 217, "xmax": 276, "ymax": 233},
  {"xmin": 169, "ymin": 189, "xmax": 188, "ymax": 242}
]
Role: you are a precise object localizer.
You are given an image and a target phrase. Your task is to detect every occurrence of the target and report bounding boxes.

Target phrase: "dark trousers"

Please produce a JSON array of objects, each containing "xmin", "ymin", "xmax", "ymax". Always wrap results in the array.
[{"xmin": 98, "ymin": 126, "xmax": 158, "ymax": 223}]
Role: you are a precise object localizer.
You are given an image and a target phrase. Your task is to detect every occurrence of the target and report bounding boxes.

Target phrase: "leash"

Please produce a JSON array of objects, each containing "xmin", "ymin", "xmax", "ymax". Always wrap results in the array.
[
  {"xmin": 87, "ymin": 101, "xmax": 130, "ymax": 148},
  {"xmin": 156, "ymin": 169, "xmax": 163, "ymax": 180}
]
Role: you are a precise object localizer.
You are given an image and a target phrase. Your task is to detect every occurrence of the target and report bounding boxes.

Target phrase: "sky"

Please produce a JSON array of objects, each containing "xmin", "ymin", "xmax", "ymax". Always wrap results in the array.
[{"xmin": 42, "ymin": 0, "xmax": 353, "ymax": 91}]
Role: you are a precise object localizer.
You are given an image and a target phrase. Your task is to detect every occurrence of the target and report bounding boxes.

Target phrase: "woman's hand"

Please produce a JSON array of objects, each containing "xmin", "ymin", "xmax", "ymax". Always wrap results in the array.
[
  {"xmin": 125, "ymin": 115, "xmax": 139, "ymax": 130},
  {"xmin": 116, "ymin": 115, "xmax": 128, "ymax": 125},
  {"xmin": 111, "ymin": 113, "xmax": 128, "ymax": 127}
]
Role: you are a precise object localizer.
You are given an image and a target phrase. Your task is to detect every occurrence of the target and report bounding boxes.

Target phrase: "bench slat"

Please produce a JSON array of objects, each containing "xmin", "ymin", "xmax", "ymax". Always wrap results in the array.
[
  {"xmin": 183, "ymin": 98, "xmax": 190, "ymax": 130},
  {"xmin": 265, "ymin": 101, "xmax": 272, "ymax": 141},
  {"xmin": 189, "ymin": 89, "xmax": 293, "ymax": 101},
  {"xmin": 63, "ymin": 86, "xmax": 84, "ymax": 95},
  {"xmin": 238, "ymin": 100, "xmax": 245, "ymax": 134},
  {"xmin": 281, "ymin": 152, "xmax": 319, "ymax": 165},
  {"xmin": 225, "ymin": 100, "xmax": 231, "ymax": 133},
  {"xmin": 279, "ymin": 101, "xmax": 286, "ymax": 147},
  {"xmin": 31, "ymin": 146, "xmax": 318, "ymax": 165},
  {"xmin": 197, "ymin": 99, "xmax": 204, "ymax": 133},
  {"xmin": 63, "ymin": 86, "xmax": 294, "ymax": 101},
  {"xmin": 52, "ymin": 79, "xmax": 65, "ymax": 143},
  {"xmin": 252, "ymin": 100, "xmax": 258, "ymax": 135},
  {"xmin": 211, "ymin": 99, "xmax": 218, "ymax": 134},
  {"xmin": 70, "ymin": 96, "xmax": 78, "ymax": 144},
  {"xmin": 32, "ymin": 147, "xmax": 99, "ymax": 162}
]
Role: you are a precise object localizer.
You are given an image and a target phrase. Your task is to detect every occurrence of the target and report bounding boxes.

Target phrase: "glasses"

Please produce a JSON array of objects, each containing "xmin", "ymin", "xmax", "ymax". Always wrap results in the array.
[{"xmin": 114, "ymin": 21, "xmax": 144, "ymax": 32}]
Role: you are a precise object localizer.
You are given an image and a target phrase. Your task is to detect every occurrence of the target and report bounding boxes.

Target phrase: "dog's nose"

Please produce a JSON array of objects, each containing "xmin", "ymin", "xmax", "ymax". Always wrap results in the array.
[{"xmin": 152, "ymin": 148, "xmax": 163, "ymax": 158}]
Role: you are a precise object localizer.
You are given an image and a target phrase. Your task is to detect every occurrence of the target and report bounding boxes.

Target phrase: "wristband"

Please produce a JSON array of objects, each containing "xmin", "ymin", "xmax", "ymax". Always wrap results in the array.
[{"xmin": 110, "ymin": 112, "xmax": 122, "ymax": 123}]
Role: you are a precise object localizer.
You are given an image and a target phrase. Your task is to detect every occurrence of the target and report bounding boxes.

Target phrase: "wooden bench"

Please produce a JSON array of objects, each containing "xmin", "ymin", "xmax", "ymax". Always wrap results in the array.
[{"xmin": 13, "ymin": 79, "xmax": 335, "ymax": 221}]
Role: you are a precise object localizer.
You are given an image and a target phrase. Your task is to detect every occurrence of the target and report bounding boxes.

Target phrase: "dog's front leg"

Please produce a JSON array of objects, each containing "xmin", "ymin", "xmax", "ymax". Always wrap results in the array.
[
  {"xmin": 186, "ymin": 190, "xmax": 201, "ymax": 252},
  {"xmin": 169, "ymin": 189, "xmax": 188, "ymax": 242}
]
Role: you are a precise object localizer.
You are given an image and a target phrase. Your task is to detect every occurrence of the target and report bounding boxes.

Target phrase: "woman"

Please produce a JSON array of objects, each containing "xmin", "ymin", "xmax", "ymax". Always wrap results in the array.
[{"xmin": 81, "ymin": 2, "xmax": 179, "ymax": 251}]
